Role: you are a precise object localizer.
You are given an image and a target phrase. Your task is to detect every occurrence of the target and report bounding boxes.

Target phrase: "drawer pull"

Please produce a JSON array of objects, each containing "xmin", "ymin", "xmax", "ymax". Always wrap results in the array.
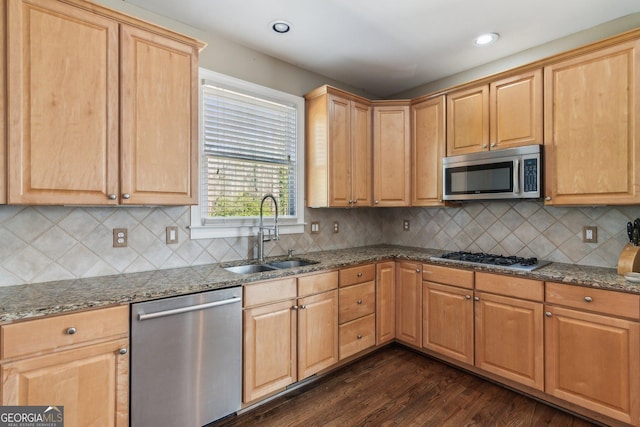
[
  {"xmin": 545, "ymin": 312, "xmax": 552, "ymax": 317},
  {"xmin": 357, "ymin": 272, "xmax": 363, "ymax": 278},
  {"xmin": 357, "ymin": 299, "xmax": 363, "ymax": 305},
  {"xmin": 119, "ymin": 348, "xmax": 128, "ymax": 355},
  {"xmin": 465, "ymin": 295, "xmax": 471, "ymax": 300},
  {"xmin": 66, "ymin": 327, "xmax": 77, "ymax": 335},
  {"xmin": 292, "ymin": 305, "xmax": 299, "ymax": 311},
  {"xmin": 474, "ymin": 296, "xmax": 480, "ymax": 302},
  {"xmin": 416, "ymin": 269, "xmax": 421, "ymax": 273},
  {"xmin": 357, "ymin": 334, "xmax": 363, "ymax": 340},
  {"xmin": 584, "ymin": 296, "xmax": 593, "ymax": 303}
]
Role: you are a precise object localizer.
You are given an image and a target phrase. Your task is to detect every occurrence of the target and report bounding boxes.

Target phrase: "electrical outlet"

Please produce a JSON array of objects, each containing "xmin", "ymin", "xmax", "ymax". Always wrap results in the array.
[
  {"xmin": 403, "ymin": 220, "xmax": 410, "ymax": 231},
  {"xmin": 113, "ymin": 228, "xmax": 128, "ymax": 248},
  {"xmin": 333, "ymin": 221, "xmax": 339, "ymax": 233},
  {"xmin": 583, "ymin": 226, "xmax": 597, "ymax": 243},
  {"xmin": 166, "ymin": 226, "xmax": 179, "ymax": 244}
]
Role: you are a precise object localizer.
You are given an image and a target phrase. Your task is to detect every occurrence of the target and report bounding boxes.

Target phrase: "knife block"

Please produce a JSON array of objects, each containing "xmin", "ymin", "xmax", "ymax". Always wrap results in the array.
[{"xmin": 617, "ymin": 243, "xmax": 640, "ymax": 275}]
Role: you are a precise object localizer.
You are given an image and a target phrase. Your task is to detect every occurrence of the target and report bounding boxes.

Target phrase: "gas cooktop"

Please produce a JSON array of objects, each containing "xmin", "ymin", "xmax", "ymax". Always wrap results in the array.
[{"xmin": 430, "ymin": 251, "xmax": 551, "ymax": 272}]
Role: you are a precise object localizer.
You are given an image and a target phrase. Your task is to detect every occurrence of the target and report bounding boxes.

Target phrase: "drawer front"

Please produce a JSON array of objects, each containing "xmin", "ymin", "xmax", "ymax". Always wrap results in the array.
[
  {"xmin": 1, "ymin": 305, "xmax": 129, "ymax": 360},
  {"xmin": 339, "ymin": 281, "xmax": 375, "ymax": 324},
  {"xmin": 476, "ymin": 272, "xmax": 544, "ymax": 301},
  {"xmin": 546, "ymin": 282, "xmax": 640, "ymax": 320},
  {"xmin": 298, "ymin": 271, "xmax": 338, "ymax": 297},
  {"xmin": 339, "ymin": 264, "xmax": 375, "ymax": 287},
  {"xmin": 422, "ymin": 264, "xmax": 474, "ymax": 289},
  {"xmin": 339, "ymin": 314, "xmax": 375, "ymax": 360},
  {"xmin": 244, "ymin": 277, "xmax": 297, "ymax": 307}
]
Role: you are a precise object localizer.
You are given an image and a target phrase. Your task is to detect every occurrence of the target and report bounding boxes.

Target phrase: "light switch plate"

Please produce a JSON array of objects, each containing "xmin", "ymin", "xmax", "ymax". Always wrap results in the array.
[
  {"xmin": 310, "ymin": 222, "xmax": 320, "ymax": 234},
  {"xmin": 166, "ymin": 226, "xmax": 179, "ymax": 244},
  {"xmin": 583, "ymin": 226, "xmax": 597, "ymax": 243}
]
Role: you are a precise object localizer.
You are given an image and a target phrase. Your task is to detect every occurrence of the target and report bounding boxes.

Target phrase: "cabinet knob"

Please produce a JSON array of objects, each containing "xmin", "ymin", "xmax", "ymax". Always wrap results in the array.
[
  {"xmin": 584, "ymin": 296, "xmax": 593, "ymax": 303},
  {"xmin": 375, "ymin": 200, "xmax": 379, "ymax": 205},
  {"xmin": 357, "ymin": 334, "xmax": 363, "ymax": 340},
  {"xmin": 292, "ymin": 305, "xmax": 299, "ymax": 311},
  {"xmin": 490, "ymin": 143, "xmax": 497, "ymax": 148},
  {"xmin": 66, "ymin": 327, "xmax": 77, "ymax": 335},
  {"xmin": 474, "ymin": 296, "xmax": 479, "ymax": 302},
  {"xmin": 348, "ymin": 199, "xmax": 353, "ymax": 204},
  {"xmin": 301, "ymin": 304, "xmax": 307, "ymax": 309},
  {"xmin": 122, "ymin": 193, "xmax": 131, "ymax": 199},
  {"xmin": 353, "ymin": 199, "xmax": 358, "ymax": 205},
  {"xmin": 545, "ymin": 311, "xmax": 552, "ymax": 317},
  {"xmin": 545, "ymin": 196, "xmax": 551, "ymax": 201},
  {"xmin": 482, "ymin": 144, "xmax": 488, "ymax": 149},
  {"xmin": 119, "ymin": 348, "xmax": 128, "ymax": 355},
  {"xmin": 465, "ymin": 295, "xmax": 471, "ymax": 300},
  {"xmin": 415, "ymin": 269, "xmax": 421, "ymax": 273},
  {"xmin": 357, "ymin": 272, "xmax": 363, "ymax": 278},
  {"xmin": 357, "ymin": 299, "xmax": 363, "ymax": 305},
  {"xmin": 108, "ymin": 194, "xmax": 117, "ymax": 200}
]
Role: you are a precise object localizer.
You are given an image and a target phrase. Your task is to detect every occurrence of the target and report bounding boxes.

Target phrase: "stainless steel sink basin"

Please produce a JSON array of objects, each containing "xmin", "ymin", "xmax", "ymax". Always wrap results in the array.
[
  {"xmin": 223, "ymin": 258, "xmax": 318, "ymax": 274},
  {"xmin": 267, "ymin": 259, "xmax": 318, "ymax": 269},
  {"xmin": 223, "ymin": 264, "xmax": 278, "ymax": 274}
]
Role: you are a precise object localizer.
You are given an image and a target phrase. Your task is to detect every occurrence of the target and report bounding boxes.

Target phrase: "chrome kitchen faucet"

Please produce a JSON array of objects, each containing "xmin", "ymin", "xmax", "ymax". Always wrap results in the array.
[{"xmin": 257, "ymin": 194, "xmax": 279, "ymax": 263}]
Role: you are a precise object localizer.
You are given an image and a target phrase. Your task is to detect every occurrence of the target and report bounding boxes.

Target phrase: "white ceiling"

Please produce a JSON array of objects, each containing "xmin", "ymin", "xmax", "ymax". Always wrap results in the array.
[{"xmin": 124, "ymin": 0, "xmax": 640, "ymax": 97}]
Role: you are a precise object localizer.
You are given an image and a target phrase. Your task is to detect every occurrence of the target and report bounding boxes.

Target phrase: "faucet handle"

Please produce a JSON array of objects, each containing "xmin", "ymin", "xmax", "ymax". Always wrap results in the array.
[{"xmin": 288, "ymin": 249, "xmax": 295, "ymax": 258}]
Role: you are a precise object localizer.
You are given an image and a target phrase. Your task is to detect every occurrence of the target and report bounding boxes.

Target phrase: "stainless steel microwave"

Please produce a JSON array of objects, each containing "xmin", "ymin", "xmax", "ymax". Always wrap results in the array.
[{"xmin": 442, "ymin": 145, "xmax": 542, "ymax": 201}]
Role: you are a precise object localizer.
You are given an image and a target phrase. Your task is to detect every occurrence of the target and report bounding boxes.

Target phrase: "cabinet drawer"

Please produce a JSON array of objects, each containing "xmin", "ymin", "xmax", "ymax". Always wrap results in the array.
[
  {"xmin": 546, "ymin": 282, "xmax": 640, "ymax": 320},
  {"xmin": 339, "ymin": 281, "xmax": 375, "ymax": 324},
  {"xmin": 298, "ymin": 271, "xmax": 338, "ymax": 297},
  {"xmin": 1, "ymin": 305, "xmax": 129, "ymax": 360},
  {"xmin": 422, "ymin": 264, "xmax": 474, "ymax": 289},
  {"xmin": 339, "ymin": 314, "xmax": 375, "ymax": 360},
  {"xmin": 339, "ymin": 264, "xmax": 375, "ymax": 287},
  {"xmin": 476, "ymin": 272, "xmax": 544, "ymax": 301},
  {"xmin": 244, "ymin": 277, "xmax": 297, "ymax": 307}
]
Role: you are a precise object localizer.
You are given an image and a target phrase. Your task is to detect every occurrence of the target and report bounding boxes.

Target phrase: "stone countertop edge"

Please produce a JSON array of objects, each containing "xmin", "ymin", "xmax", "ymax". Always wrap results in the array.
[{"xmin": 0, "ymin": 245, "xmax": 636, "ymax": 323}]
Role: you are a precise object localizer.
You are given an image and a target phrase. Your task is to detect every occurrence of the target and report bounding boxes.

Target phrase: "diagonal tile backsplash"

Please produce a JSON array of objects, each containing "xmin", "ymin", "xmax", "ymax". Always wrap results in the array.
[{"xmin": 0, "ymin": 201, "xmax": 638, "ymax": 287}]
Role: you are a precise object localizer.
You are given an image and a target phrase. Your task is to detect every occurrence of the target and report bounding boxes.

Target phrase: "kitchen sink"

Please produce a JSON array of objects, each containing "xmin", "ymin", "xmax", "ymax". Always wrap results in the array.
[
  {"xmin": 267, "ymin": 259, "xmax": 318, "ymax": 269},
  {"xmin": 223, "ymin": 259, "xmax": 318, "ymax": 274},
  {"xmin": 224, "ymin": 264, "xmax": 278, "ymax": 274}
]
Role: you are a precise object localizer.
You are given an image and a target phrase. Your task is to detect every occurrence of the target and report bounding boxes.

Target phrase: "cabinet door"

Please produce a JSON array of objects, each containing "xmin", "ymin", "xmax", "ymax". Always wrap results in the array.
[
  {"xmin": 351, "ymin": 100, "xmax": 372, "ymax": 207},
  {"xmin": 327, "ymin": 94, "xmax": 352, "ymax": 207},
  {"xmin": 490, "ymin": 69, "xmax": 542, "ymax": 150},
  {"xmin": 0, "ymin": 0, "xmax": 6, "ymax": 204},
  {"xmin": 395, "ymin": 261, "xmax": 422, "ymax": 346},
  {"xmin": 422, "ymin": 282, "xmax": 474, "ymax": 364},
  {"xmin": 7, "ymin": 0, "xmax": 119, "ymax": 204},
  {"xmin": 545, "ymin": 306, "xmax": 640, "ymax": 424},
  {"xmin": 376, "ymin": 261, "xmax": 396, "ymax": 345},
  {"xmin": 243, "ymin": 299, "xmax": 297, "ymax": 403},
  {"xmin": 411, "ymin": 96, "xmax": 445, "ymax": 206},
  {"xmin": 475, "ymin": 292, "xmax": 543, "ymax": 390},
  {"xmin": 120, "ymin": 25, "xmax": 198, "ymax": 205},
  {"xmin": 446, "ymin": 85, "xmax": 489, "ymax": 156},
  {"xmin": 298, "ymin": 290, "xmax": 339, "ymax": 380},
  {"xmin": 1, "ymin": 338, "xmax": 129, "ymax": 427},
  {"xmin": 373, "ymin": 105, "xmax": 410, "ymax": 206},
  {"xmin": 544, "ymin": 40, "xmax": 640, "ymax": 205}
]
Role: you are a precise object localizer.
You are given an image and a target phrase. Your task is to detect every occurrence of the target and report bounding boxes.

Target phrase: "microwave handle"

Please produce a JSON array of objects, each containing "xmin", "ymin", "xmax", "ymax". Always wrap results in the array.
[{"xmin": 513, "ymin": 159, "xmax": 520, "ymax": 194}]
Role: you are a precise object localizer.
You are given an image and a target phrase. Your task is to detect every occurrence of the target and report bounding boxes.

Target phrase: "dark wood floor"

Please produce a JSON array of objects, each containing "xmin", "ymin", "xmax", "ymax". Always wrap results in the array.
[{"xmin": 212, "ymin": 345, "xmax": 599, "ymax": 427}]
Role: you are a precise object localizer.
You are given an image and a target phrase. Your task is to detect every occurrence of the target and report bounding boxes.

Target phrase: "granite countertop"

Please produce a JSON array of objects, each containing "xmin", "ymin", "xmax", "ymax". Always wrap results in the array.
[{"xmin": 1, "ymin": 245, "xmax": 637, "ymax": 323}]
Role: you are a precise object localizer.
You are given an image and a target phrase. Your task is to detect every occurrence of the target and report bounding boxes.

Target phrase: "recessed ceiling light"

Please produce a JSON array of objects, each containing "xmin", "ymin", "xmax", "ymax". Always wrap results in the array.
[
  {"xmin": 474, "ymin": 33, "xmax": 500, "ymax": 46},
  {"xmin": 271, "ymin": 20, "xmax": 291, "ymax": 34}
]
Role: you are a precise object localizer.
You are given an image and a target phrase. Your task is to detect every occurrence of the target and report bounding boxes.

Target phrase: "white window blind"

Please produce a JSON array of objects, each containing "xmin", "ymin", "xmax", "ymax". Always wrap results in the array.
[{"xmin": 201, "ymin": 81, "xmax": 297, "ymax": 223}]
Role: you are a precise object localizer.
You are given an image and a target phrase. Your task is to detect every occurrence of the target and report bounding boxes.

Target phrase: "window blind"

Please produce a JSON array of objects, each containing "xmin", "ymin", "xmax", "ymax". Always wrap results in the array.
[{"xmin": 201, "ymin": 82, "xmax": 297, "ymax": 221}]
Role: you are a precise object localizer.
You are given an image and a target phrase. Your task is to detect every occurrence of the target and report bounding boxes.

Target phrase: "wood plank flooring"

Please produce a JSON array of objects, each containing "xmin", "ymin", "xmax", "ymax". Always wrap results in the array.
[{"xmin": 212, "ymin": 345, "xmax": 599, "ymax": 427}]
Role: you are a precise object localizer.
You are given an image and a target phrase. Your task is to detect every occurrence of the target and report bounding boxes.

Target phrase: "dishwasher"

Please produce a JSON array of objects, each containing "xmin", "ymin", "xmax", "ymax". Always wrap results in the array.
[{"xmin": 130, "ymin": 287, "xmax": 242, "ymax": 427}]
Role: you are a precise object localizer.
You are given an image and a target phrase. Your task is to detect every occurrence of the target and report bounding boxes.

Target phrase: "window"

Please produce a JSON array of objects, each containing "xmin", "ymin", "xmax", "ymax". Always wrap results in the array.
[{"xmin": 190, "ymin": 69, "xmax": 305, "ymax": 239}]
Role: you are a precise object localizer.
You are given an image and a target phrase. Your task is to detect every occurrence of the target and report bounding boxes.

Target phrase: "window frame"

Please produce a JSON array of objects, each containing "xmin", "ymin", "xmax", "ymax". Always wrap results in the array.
[{"xmin": 190, "ymin": 69, "xmax": 305, "ymax": 239}]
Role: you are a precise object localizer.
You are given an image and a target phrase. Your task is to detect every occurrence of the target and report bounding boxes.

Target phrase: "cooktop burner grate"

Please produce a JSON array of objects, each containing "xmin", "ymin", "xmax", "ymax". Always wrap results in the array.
[{"xmin": 430, "ymin": 251, "xmax": 551, "ymax": 272}]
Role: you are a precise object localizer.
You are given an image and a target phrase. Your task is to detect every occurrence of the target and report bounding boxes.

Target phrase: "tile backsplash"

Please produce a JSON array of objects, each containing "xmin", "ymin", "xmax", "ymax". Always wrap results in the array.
[{"xmin": 0, "ymin": 201, "xmax": 638, "ymax": 287}]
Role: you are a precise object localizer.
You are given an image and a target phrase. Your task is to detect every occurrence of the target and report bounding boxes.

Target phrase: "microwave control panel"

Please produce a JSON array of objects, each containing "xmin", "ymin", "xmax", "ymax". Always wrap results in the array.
[{"xmin": 523, "ymin": 158, "xmax": 538, "ymax": 192}]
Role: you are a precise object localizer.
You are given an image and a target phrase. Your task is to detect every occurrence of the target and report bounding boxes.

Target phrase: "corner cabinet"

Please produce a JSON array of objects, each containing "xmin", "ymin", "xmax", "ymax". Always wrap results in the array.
[
  {"xmin": 0, "ymin": 305, "xmax": 130, "ymax": 427},
  {"xmin": 544, "ymin": 39, "xmax": 640, "ymax": 205},
  {"xmin": 305, "ymin": 86, "xmax": 372, "ymax": 208},
  {"xmin": 372, "ymin": 102, "xmax": 411, "ymax": 207},
  {"xmin": 6, "ymin": 0, "xmax": 203, "ymax": 205},
  {"xmin": 395, "ymin": 261, "xmax": 422, "ymax": 346}
]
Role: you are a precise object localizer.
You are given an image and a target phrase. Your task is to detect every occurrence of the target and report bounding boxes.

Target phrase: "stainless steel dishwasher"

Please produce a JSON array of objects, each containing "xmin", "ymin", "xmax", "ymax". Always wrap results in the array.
[{"xmin": 130, "ymin": 287, "xmax": 242, "ymax": 427}]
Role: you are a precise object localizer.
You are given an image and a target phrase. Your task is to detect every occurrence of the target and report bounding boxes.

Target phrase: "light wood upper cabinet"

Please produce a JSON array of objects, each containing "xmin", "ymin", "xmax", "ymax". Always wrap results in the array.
[
  {"xmin": 490, "ymin": 69, "xmax": 543, "ymax": 150},
  {"xmin": 544, "ymin": 39, "xmax": 640, "ymax": 205},
  {"xmin": 411, "ymin": 95, "xmax": 445, "ymax": 206},
  {"xmin": 6, "ymin": 0, "xmax": 202, "ymax": 205},
  {"xmin": 446, "ymin": 85, "xmax": 489, "ymax": 156},
  {"xmin": 305, "ymin": 86, "xmax": 372, "ymax": 208},
  {"xmin": 120, "ymin": 25, "xmax": 199, "ymax": 205},
  {"xmin": 373, "ymin": 103, "xmax": 411, "ymax": 207},
  {"xmin": 1, "ymin": 305, "xmax": 129, "ymax": 427},
  {"xmin": 395, "ymin": 261, "xmax": 422, "ymax": 346}
]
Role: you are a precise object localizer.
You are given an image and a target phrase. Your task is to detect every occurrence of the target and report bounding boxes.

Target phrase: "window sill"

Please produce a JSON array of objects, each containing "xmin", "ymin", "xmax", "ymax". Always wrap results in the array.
[{"xmin": 189, "ymin": 222, "xmax": 305, "ymax": 239}]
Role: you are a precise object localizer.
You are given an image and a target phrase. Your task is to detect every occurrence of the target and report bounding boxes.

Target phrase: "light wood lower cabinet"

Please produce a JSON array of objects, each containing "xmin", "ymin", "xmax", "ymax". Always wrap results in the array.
[
  {"xmin": 0, "ymin": 305, "xmax": 129, "ymax": 427},
  {"xmin": 338, "ymin": 264, "xmax": 376, "ymax": 360},
  {"xmin": 395, "ymin": 261, "xmax": 422, "ymax": 346},
  {"xmin": 376, "ymin": 261, "xmax": 396, "ymax": 345},
  {"xmin": 243, "ymin": 273, "xmax": 338, "ymax": 403}
]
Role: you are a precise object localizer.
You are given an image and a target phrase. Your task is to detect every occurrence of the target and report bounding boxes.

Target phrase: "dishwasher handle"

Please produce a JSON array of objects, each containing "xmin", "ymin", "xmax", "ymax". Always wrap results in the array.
[{"xmin": 138, "ymin": 296, "xmax": 242, "ymax": 321}]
